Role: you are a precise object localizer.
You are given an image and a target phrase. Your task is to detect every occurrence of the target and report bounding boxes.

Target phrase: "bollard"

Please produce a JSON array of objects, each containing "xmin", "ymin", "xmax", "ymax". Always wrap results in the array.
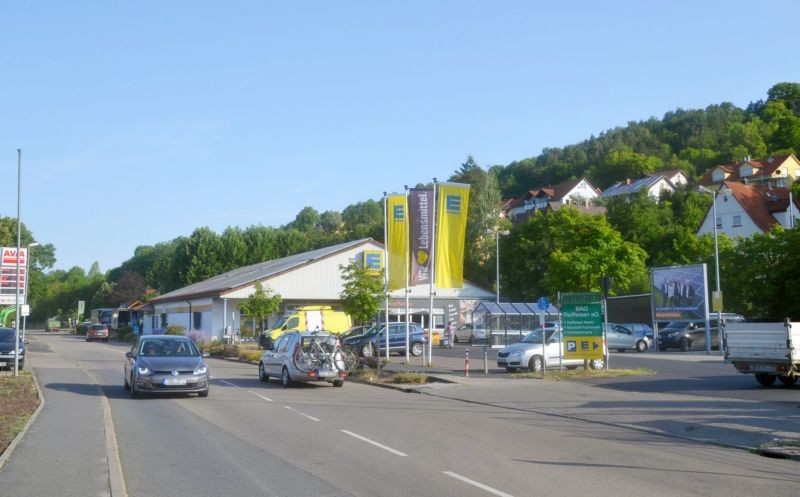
[
  {"xmin": 465, "ymin": 348, "xmax": 470, "ymax": 377},
  {"xmin": 483, "ymin": 347, "xmax": 488, "ymax": 374}
]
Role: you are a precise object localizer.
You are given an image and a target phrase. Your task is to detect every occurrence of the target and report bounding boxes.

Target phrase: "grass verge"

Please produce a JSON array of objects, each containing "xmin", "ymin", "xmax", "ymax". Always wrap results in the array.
[
  {"xmin": 0, "ymin": 371, "xmax": 40, "ymax": 455},
  {"xmin": 511, "ymin": 368, "xmax": 656, "ymax": 380}
]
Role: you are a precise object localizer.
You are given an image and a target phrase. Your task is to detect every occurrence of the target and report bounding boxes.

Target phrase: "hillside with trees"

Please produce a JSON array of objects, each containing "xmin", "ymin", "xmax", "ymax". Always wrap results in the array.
[{"xmin": 6, "ymin": 82, "xmax": 800, "ymax": 323}]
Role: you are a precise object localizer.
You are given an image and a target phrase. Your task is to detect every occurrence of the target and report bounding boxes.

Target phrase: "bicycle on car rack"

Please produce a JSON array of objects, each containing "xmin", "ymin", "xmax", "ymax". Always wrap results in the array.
[{"xmin": 293, "ymin": 332, "xmax": 355, "ymax": 374}]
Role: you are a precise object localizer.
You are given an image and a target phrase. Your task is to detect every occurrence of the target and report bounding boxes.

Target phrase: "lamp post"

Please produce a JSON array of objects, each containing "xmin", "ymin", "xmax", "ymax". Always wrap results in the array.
[
  {"xmin": 699, "ymin": 185, "xmax": 722, "ymax": 355},
  {"xmin": 21, "ymin": 242, "xmax": 39, "ymax": 343},
  {"xmin": 486, "ymin": 228, "xmax": 510, "ymax": 304}
]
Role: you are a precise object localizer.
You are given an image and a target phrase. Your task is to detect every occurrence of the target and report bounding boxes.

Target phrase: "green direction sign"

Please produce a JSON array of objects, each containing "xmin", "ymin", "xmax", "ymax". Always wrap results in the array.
[{"xmin": 560, "ymin": 292, "xmax": 603, "ymax": 337}]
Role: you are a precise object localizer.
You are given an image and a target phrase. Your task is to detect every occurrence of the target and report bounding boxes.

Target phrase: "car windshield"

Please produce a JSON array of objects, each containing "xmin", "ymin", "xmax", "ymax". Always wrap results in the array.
[
  {"xmin": 270, "ymin": 316, "xmax": 289, "ymax": 330},
  {"xmin": 520, "ymin": 329, "xmax": 557, "ymax": 343},
  {"xmin": 139, "ymin": 339, "xmax": 199, "ymax": 357},
  {"xmin": 0, "ymin": 329, "xmax": 17, "ymax": 342}
]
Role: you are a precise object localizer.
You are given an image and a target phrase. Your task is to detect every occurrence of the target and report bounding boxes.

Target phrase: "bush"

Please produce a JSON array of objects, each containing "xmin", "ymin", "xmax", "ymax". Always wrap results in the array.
[
  {"xmin": 165, "ymin": 325, "xmax": 186, "ymax": 336},
  {"xmin": 238, "ymin": 349, "xmax": 262, "ymax": 362},
  {"xmin": 201, "ymin": 342, "xmax": 239, "ymax": 358},
  {"xmin": 116, "ymin": 325, "xmax": 136, "ymax": 342},
  {"xmin": 186, "ymin": 330, "xmax": 208, "ymax": 344}
]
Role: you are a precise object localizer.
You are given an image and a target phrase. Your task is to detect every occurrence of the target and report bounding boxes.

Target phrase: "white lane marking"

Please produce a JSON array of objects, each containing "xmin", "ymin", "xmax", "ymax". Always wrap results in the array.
[
  {"xmin": 247, "ymin": 390, "xmax": 274, "ymax": 402},
  {"xmin": 340, "ymin": 430, "xmax": 408, "ymax": 456},
  {"xmin": 283, "ymin": 405, "xmax": 320, "ymax": 422},
  {"xmin": 219, "ymin": 379, "xmax": 239, "ymax": 387},
  {"xmin": 443, "ymin": 471, "xmax": 515, "ymax": 497}
]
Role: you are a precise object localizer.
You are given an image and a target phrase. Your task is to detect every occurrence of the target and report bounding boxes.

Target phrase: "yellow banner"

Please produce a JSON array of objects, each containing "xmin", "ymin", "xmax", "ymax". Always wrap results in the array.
[
  {"xmin": 387, "ymin": 194, "xmax": 408, "ymax": 291},
  {"xmin": 435, "ymin": 183, "xmax": 470, "ymax": 288}
]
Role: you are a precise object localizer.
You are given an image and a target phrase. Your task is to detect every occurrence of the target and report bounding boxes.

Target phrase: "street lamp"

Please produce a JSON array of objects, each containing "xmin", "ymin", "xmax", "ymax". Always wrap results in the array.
[
  {"xmin": 486, "ymin": 228, "xmax": 510, "ymax": 304},
  {"xmin": 22, "ymin": 242, "xmax": 40, "ymax": 343},
  {"xmin": 698, "ymin": 185, "xmax": 722, "ymax": 355}
]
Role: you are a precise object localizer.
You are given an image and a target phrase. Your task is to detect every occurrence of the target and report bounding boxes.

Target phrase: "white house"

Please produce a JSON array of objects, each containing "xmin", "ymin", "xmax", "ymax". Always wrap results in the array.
[
  {"xmin": 601, "ymin": 170, "xmax": 689, "ymax": 202},
  {"xmin": 505, "ymin": 177, "xmax": 604, "ymax": 223},
  {"xmin": 696, "ymin": 182, "xmax": 799, "ymax": 239},
  {"xmin": 134, "ymin": 238, "xmax": 494, "ymax": 340}
]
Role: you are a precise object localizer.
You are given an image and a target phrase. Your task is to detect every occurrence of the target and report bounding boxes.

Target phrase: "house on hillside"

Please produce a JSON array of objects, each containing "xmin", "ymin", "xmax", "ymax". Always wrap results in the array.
[
  {"xmin": 601, "ymin": 170, "xmax": 690, "ymax": 202},
  {"xmin": 696, "ymin": 182, "xmax": 799, "ymax": 239},
  {"xmin": 699, "ymin": 154, "xmax": 800, "ymax": 188},
  {"xmin": 504, "ymin": 177, "xmax": 604, "ymax": 224}
]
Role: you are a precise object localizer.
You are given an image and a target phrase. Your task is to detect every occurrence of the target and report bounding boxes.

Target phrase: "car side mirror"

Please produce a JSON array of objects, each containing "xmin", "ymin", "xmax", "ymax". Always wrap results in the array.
[{"xmin": 125, "ymin": 351, "xmax": 134, "ymax": 359}]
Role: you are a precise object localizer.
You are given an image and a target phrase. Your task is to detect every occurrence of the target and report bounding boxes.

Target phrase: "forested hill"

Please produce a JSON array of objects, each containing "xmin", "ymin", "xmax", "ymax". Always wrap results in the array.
[{"xmin": 495, "ymin": 82, "xmax": 800, "ymax": 196}]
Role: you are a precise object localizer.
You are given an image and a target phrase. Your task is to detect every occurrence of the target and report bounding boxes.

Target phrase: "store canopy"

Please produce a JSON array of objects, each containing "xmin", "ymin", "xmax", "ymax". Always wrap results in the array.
[{"xmin": 472, "ymin": 302, "xmax": 560, "ymax": 317}]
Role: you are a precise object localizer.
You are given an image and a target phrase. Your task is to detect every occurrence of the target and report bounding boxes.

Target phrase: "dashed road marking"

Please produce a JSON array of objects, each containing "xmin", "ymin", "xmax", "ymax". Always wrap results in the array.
[
  {"xmin": 340, "ymin": 430, "xmax": 408, "ymax": 456},
  {"xmin": 247, "ymin": 390, "xmax": 273, "ymax": 402},
  {"xmin": 283, "ymin": 405, "xmax": 320, "ymax": 421},
  {"xmin": 443, "ymin": 471, "xmax": 514, "ymax": 497}
]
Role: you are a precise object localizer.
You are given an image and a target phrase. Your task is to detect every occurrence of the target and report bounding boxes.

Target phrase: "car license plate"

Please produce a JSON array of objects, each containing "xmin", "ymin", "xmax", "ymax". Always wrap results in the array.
[
  {"xmin": 752, "ymin": 365, "xmax": 775, "ymax": 372},
  {"xmin": 162, "ymin": 378, "xmax": 187, "ymax": 386}
]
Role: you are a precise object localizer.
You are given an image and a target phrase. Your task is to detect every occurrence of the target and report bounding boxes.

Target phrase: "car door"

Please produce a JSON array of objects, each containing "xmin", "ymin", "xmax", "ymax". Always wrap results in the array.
[
  {"xmin": 605, "ymin": 324, "xmax": 621, "ymax": 349},
  {"xmin": 266, "ymin": 335, "xmax": 289, "ymax": 375},
  {"xmin": 689, "ymin": 322, "xmax": 706, "ymax": 350},
  {"xmin": 388, "ymin": 324, "xmax": 404, "ymax": 351},
  {"xmin": 544, "ymin": 330, "xmax": 563, "ymax": 365},
  {"xmin": 612, "ymin": 324, "xmax": 635, "ymax": 349}
]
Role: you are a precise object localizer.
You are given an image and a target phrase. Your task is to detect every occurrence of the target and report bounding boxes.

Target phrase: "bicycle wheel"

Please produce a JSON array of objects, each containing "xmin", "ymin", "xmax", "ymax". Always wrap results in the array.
[
  {"xmin": 342, "ymin": 347, "xmax": 359, "ymax": 372},
  {"xmin": 294, "ymin": 349, "xmax": 320, "ymax": 373}
]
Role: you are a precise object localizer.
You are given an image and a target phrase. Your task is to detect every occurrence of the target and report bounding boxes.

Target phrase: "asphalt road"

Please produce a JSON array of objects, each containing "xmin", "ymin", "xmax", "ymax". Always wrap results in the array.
[{"xmin": 10, "ymin": 333, "xmax": 800, "ymax": 497}]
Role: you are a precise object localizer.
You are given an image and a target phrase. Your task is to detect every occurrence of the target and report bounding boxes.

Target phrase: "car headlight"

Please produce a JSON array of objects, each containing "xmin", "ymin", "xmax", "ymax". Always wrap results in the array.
[
  {"xmin": 193, "ymin": 365, "xmax": 208, "ymax": 375},
  {"xmin": 137, "ymin": 366, "xmax": 152, "ymax": 376},
  {"xmin": 7, "ymin": 350, "xmax": 15, "ymax": 356},
  {"xmin": 510, "ymin": 350, "xmax": 523, "ymax": 357}
]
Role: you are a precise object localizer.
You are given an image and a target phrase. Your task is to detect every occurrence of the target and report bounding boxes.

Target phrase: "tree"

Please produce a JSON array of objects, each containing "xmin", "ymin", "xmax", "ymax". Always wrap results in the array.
[
  {"xmin": 502, "ymin": 207, "xmax": 649, "ymax": 300},
  {"xmin": 237, "ymin": 282, "xmax": 282, "ymax": 336},
  {"xmin": 338, "ymin": 260, "xmax": 384, "ymax": 325}
]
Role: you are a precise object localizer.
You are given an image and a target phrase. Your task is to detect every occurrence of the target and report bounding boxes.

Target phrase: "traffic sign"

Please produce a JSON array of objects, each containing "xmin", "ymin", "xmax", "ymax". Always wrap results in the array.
[{"xmin": 537, "ymin": 296, "xmax": 550, "ymax": 311}]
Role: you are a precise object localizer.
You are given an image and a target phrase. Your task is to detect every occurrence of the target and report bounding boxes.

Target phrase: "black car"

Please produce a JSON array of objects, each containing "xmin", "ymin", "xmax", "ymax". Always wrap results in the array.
[
  {"xmin": 0, "ymin": 327, "xmax": 26, "ymax": 369},
  {"xmin": 658, "ymin": 314, "xmax": 745, "ymax": 351}
]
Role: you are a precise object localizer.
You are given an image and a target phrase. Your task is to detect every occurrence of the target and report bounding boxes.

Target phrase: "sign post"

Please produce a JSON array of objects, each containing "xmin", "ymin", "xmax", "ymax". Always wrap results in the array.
[
  {"xmin": 537, "ymin": 297, "xmax": 550, "ymax": 374},
  {"xmin": 560, "ymin": 292, "xmax": 604, "ymax": 369}
]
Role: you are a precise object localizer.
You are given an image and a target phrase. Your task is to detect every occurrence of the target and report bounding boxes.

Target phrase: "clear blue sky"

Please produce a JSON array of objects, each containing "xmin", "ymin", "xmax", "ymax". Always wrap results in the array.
[{"xmin": 2, "ymin": 1, "xmax": 798, "ymax": 272}]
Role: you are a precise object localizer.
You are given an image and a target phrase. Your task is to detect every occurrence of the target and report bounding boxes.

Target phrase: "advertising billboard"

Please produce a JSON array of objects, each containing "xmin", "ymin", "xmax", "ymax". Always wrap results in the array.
[{"xmin": 651, "ymin": 264, "xmax": 708, "ymax": 321}]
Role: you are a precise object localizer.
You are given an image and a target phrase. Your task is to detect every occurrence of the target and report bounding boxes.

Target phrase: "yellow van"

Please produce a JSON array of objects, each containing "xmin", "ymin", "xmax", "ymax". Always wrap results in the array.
[{"xmin": 259, "ymin": 306, "xmax": 352, "ymax": 349}]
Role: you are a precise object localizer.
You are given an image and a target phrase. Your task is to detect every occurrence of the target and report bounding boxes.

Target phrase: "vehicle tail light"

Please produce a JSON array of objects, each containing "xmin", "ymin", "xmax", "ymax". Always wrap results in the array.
[
  {"xmin": 308, "ymin": 370, "xmax": 317, "ymax": 377},
  {"xmin": 339, "ymin": 371, "xmax": 348, "ymax": 377}
]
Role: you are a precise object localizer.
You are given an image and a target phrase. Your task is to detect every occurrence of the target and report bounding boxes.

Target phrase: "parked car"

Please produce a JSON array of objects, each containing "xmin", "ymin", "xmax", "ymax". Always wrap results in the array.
[
  {"xmin": 0, "ymin": 327, "xmax": 25, "ymax": 370},
  {"xmin": 605, "ymin": 323, "xmax": 650, "ymax": 352},
  {"xmin": 343, "ymin": 322, "xmax": 427, "ymax": 357},
  {"xmin": 259, "ymin": 331, "xmax": 347, "ymax": 388},
  {"xmin": 453, "ymin": 323, "xmax": 487, "ymax": 344},
  {"xmin": 657, "ymin": 314, "xmax": 745, "ymax": 351},
  {"xmin": 86, "ymin": 323, "xmax": 110, "ymax": 342},
  {"xmin": 497, "ymin": 328, "xmax": 605, "ymax": 372},
  {"xmin": 621, "ymin": 323, "xmax": 654, "ymax": 339},
  {"xmin": 124, "ymin": 335, "xmax": 211, "ymax": 398}
]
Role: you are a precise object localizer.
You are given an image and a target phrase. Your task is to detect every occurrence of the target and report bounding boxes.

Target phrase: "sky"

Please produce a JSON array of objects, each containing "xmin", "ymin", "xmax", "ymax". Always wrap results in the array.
[{"xmin": 1, "ymin": 1, "xmax": 798, "ymax": 272}]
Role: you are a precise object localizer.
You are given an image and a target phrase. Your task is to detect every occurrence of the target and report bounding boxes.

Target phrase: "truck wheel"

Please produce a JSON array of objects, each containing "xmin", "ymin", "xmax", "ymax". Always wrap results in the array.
[
  {"xmin": 778, "ymin": 375, "xmax": 797, "ymax": 387},
  {"xmin": 755, "ymin": 373, "xmax": 776, "ymax": 386}
]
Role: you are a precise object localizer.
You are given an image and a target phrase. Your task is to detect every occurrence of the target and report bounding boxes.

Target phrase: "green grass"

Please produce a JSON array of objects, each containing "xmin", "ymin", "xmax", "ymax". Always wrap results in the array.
[{"xmin": 390, "ymin": 372, "xmax": 430, "ymax": 384}]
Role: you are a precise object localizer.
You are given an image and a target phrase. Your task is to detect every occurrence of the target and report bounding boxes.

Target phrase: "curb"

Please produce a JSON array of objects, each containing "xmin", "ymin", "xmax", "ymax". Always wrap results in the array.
[{"xmin": 0, "ymin": 365, "xmax": 46, "ymax": 470}]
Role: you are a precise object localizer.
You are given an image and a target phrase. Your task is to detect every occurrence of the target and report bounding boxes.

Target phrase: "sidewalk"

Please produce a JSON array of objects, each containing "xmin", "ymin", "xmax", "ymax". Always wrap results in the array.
[
  {"xmin": 380, "ymin": 352, "xmax": 800, "ymax": 459},
  {"xmin": 0, "ymin": 334, "xmax": 114, "ymax": 496}
]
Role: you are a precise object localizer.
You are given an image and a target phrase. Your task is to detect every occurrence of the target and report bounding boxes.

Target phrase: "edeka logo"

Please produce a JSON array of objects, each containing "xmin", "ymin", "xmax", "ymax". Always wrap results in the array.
[
  {"xmin": 393, "ymin": 204, "xmax": 405, "ymax": 221},
  {"xmin": 445, "ymin": 195, "xmax": 461, "ymax": 214},
  {"xmin": 363, "ymin": 250, "xmax": 383, "ymax": 275}
]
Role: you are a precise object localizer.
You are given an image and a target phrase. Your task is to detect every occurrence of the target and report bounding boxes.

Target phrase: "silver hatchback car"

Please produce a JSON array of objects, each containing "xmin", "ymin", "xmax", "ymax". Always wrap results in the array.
[
  {"xmin": 259, "ymin": 331, "xmax": 348, "ymax": 388},
  {"xmin": 497, "ymin": 328, "xmax": 606, "ymax": 372}
]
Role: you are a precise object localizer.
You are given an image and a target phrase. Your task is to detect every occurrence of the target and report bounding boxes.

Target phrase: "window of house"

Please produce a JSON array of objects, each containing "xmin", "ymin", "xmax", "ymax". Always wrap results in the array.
[
  {"xmin": 732, "ymin": 215, "xmax": 742, "ymax": 227},
  {"xmin": 193, "ymin": 312, "xmax": 202, "ymax": 330},
  {"xmin": 716, "ymin": 216, "xmax": 723, "ymax": 229}
]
